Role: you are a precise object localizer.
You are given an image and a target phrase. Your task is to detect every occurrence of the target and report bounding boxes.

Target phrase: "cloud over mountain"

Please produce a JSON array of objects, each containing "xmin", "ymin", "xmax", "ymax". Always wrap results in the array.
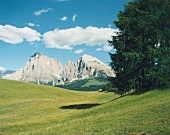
[
  {"xmin": 43, "ymin": 26, "xmax": 118, "ymax": 49},
  {"xmin": 0, "ymin": 66, "xmax": 5, "ymax": 72},
  {"xmin": 96, "ymin": 44, "xmax": 113, "ymax": 52},
  {"xmin": 96, "ymin": 48, "xmax": 102, "ymax": 51},
  {"xmin": 0, "ymin": 25, "xmax": 41, "ymax": 44},
  {"xmin": 103, "ymin": 44, "xmax": 113, "ymax": 51},
  {"xmin": 74, "ymin": 49, "xmax": 83, "ymax": 54}
]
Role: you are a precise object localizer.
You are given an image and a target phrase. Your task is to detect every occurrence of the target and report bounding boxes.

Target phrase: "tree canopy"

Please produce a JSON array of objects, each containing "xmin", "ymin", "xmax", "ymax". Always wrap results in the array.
[{"xmin": 109, "ymin": 0, "xmax": 170, "ymax": 95}]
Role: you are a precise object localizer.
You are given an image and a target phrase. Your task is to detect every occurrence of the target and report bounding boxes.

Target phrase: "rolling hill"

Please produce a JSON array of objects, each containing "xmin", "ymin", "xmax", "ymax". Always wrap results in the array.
[
  {"xmin": 0, "ymin": 79, "xmax": 170, "ymax": 134},
  {"xmin": 57, "ymin": 77, "xmax": 108, "ymax": 91}
]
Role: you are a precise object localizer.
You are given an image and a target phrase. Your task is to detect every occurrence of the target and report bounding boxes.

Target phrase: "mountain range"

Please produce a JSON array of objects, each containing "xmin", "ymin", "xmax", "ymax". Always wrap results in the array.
[
  {"xmin": 0, "ymin": 70, "xmax": 15, "ymax": 78},
  {"xmin": 2, "ymin": 53, "xmax": 115, "ymax": 86}
]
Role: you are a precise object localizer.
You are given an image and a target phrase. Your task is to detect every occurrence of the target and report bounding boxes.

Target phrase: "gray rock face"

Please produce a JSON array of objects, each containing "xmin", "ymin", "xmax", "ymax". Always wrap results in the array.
[
  {"xmin": 21, "ymin": 53, "xmax": 63, "ymax": 86},
  {"xmin": 61, "ymin": 54, "xmax": 115, "ymax": 83},
  {"xmin": 2, "ymin": 53, "xmax": 115, "ymax": 85},
  {"xmin": 61, "ymin": 61, "xmax": 77, "ymax": 83}
]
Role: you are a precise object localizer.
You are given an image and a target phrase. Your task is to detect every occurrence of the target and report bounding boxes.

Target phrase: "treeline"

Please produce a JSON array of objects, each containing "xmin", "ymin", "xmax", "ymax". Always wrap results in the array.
[{"xmin": 108, "ymin": 0, "xmax": 170, "ymax": 95}]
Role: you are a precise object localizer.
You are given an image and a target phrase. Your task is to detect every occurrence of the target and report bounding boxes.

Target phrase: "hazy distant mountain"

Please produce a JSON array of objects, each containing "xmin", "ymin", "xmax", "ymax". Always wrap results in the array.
[
  {"xmin": 0, "ymin": 69, "xmax": 15, "ymax": 78},
  {"xmin": 2, "ymin": 53, "xmax": 115, "ymax": 86},
  {"xmin": 2, "ymin": 70, "xmax": 23, "ymax": 81}
]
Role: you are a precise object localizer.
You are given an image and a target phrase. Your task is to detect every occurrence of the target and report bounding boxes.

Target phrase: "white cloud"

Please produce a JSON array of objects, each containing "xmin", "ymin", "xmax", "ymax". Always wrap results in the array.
[
  {"xmin": 34, "ymin": 8, "xmax": 52, "ymax": 16},
  {"xmin": 60, "ymin": 16, "xmax": 67, "ymax": 21},
  {"xmin": 96, "ymin": 45, "xmax": 113, "ymax": 52},
  {"xmin": 0, "ymin": 66, "xmax": 5, "ymax": 72},
  {"xmin": 96, "ymin": 48, "xmax": 102, "ymax": 51},
  {"xmin": 103, "ymin": 44, "xmax": 113, "ymax": 51},
  {"xmin": 0, "ymin": 25, "xmax": 41, "ymax": 44},
  {"xmin": 72, "ymin": 14, "xmax": 77, "ymax": 21},
  {"xmin": 28, "ymin": 22, "xmax": 35, "ymax": 27},
  {"xmin": 74, "ymin": 49, "xmax": 84, "ymax": 54},
  {"xmin": 57, "ymin": 0, "xmax": 68, "ymax": 1},
  {"xmin": 28, "ymin": 22, "xmax": 40, "ymax": 27},
  {"xmin": 43, "ymin": 26, "xmax": 118, "ymax": 49},
  {"xmin": 108, "ymin": 24, "xmax": 112, "ymax": 28}
]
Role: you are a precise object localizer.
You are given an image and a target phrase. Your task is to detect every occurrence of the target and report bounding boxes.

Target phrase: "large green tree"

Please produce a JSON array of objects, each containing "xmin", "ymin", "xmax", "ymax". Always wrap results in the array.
[{"xmin": 109, "ymin": 0, "xmax": 170, "ymax": 95}]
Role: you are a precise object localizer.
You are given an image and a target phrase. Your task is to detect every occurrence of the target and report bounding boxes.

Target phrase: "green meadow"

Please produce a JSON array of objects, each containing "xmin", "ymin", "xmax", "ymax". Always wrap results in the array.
[
  {"xmin": 57, "ymin": 77, "xmax": 108, "ymax": 91},
  {"xmin": 0, "ymin": 79, "xmax": 170, "ymax": 135}
]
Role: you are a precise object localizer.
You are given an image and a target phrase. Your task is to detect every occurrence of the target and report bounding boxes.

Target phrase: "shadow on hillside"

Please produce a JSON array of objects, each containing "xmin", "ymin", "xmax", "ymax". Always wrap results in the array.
[
  {"xmin": 60, "ymin": 94, "xmax": 130, "ymax": 110},
  {"xmin": 60, "ymin": 103, "xmax": 101, "ymax": 110},
  {"xmin": 103, "ymin": 95, "xmax": 125, "ymax": 104}
]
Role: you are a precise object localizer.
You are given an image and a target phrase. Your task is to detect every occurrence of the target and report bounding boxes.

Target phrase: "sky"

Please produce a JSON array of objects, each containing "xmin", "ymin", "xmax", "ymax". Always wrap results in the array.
[{"xmin": 0, "ymin": 0, "xmax": 129, "ymax": 70}]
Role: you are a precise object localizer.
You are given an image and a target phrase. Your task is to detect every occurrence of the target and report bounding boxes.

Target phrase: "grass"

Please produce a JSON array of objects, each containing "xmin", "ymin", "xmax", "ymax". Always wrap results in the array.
[
  {"xmin": 82, "ymin": 78, "xmax": 107, "ymax": 87},
  {"xmin": 0, "ymin": 79, "xmax": 170, "ymax": 135}
]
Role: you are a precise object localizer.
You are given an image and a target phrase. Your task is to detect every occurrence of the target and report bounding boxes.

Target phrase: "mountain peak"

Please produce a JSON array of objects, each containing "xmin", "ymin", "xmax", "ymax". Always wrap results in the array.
[
  {"xmin": 30, "ymin": 52, "xmax": 42, "ymax": 58},
  {"xmin": 3, "ymin": 53, "xmax": 115, "ymax": 85},
  {"xmin": 82, "ymin": 54, "xmax": 92, "ymax": 58},
  {"xmin": 81, "ymin": 54, "xmax": 95, "ymax": 59},
  {"xmin": 80, "ymin": 54, "xmax": 106, "ymax": 66},
  {"xmin": 81, "ymin": 54, "xmax": 98, "ymax": 62}
]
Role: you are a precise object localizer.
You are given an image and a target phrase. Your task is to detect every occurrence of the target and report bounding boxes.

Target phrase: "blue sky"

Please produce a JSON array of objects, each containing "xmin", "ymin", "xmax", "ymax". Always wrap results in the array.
[{"xmin": 0, "ymin": 0, "xmax": 129, "ymax": 70}]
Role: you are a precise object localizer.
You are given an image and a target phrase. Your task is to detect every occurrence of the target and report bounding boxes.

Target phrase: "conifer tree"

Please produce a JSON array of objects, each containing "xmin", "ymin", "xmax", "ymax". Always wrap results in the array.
[{"xmin": 109, "ymin": 0, "xmax": 170, "ymax": 95}]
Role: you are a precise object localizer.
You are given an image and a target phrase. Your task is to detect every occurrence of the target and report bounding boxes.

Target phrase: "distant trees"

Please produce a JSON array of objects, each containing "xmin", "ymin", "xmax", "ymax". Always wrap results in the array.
[{"xmin": 109, "ymin": 0, "xmax": 170, "ymax": 95}]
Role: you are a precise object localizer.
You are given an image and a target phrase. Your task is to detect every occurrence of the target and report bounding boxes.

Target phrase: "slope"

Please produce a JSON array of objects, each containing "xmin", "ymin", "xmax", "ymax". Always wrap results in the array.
[
  {"xmin": 57, "ymin": 77, "xmax": 108, "ymax": 91},
  {"xmin": 0, "ymin": 79, "xmax": 169, "ymax": 135}
]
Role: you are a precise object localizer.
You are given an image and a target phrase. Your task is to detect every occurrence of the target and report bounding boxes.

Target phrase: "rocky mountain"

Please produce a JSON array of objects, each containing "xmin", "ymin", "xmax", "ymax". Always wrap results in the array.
[
  {"xmin": 61, "ymin": 61, "xmax": 77, "ymax": 83},
  {"xmin": 61, "ymin": 54, "xmax": 115, "ymax": 83},
  {"xmin": 21, "ymin": 52, "xmax": 63, "ymax": 86},
  {"xmin": 2, "ymin": 53, "xmax": 115, "ymax": 86}
]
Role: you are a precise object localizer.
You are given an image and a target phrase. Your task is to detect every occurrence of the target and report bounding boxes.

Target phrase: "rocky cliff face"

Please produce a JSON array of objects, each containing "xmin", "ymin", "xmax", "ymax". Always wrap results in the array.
[
  {"xmin": 61, "ymin": 54, "xmax": 115, "ymax": 83},
  {"xmin": 61, "ymin": 61, "xmax": 77, "ymax": 83},
  {"xmin": 2, "ymin": 53, "xmax": 115, "ymax": 85},
  {"xmin": 21, "ymin": 53, "xmax": 63, "ymax": 86}
]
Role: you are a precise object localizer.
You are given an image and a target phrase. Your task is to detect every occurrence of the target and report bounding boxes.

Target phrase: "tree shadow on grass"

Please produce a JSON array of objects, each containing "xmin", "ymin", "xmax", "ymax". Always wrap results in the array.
[
  {"xmin": 103, "ymin": 94, "xmax": 128, "ymax": 104},
  {"xmin": 60, "ymin": 103, "xmax": 101, "ymax": 110},
  {"xmin": 59, "ymin": 94, "xmax": 129, "ymax": 110}
]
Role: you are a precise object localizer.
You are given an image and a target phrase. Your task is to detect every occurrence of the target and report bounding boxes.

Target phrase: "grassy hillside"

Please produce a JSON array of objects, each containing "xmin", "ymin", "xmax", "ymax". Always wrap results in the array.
[
  {"xmin": 57, "ymin": 77, "xmax": 108, "ymax": 91},
  {"xmin": 0, "ymin": 79, "xmax": 170, "ymax": 135}
]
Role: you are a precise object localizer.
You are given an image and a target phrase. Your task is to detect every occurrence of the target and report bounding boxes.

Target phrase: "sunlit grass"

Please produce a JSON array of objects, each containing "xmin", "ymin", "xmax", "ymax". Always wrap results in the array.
[
  {"xmin": 82, "ymin": 78, "xmax": 107, "ymax": 87},
  {"xmin": 0, "ymin": 79, "xmax": 169, "ymax": 134}
]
